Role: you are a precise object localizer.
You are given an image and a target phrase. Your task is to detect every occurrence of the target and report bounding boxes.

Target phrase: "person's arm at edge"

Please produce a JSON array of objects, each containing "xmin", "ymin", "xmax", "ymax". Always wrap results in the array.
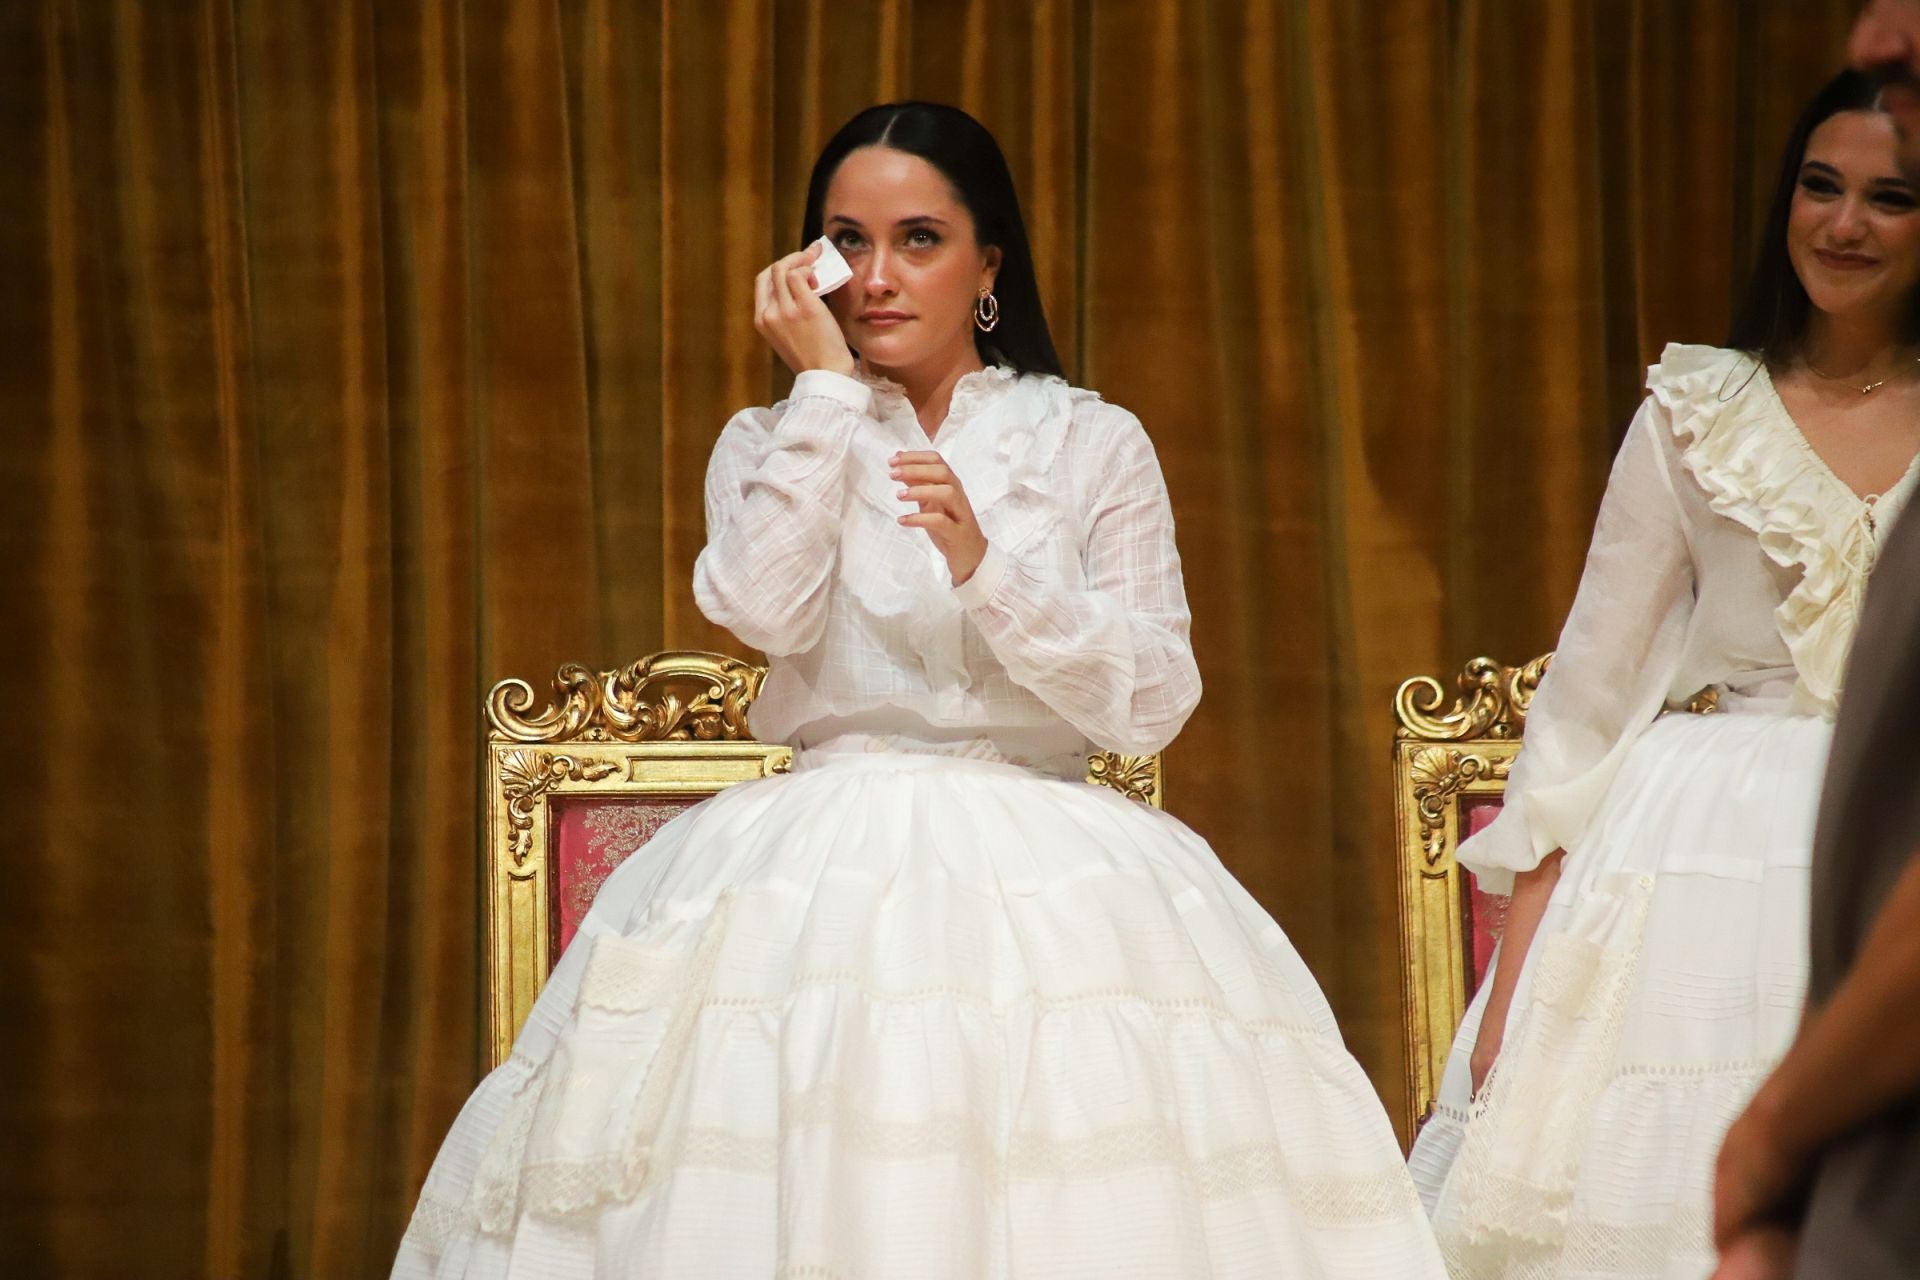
[{"xmin": 1714, "ymin": 848, "xmax": 1920, "ymax": 1247}]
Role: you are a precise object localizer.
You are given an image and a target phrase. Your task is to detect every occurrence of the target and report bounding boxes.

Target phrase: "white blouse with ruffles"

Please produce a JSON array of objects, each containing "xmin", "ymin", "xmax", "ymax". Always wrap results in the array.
[
  {"xmin": 1461, "ymin": 342, "xmax": 1920, "ymax": 893},
  {"xmin": 693, "ymin": 364, "xmax": 1202, "ymax": 776}
]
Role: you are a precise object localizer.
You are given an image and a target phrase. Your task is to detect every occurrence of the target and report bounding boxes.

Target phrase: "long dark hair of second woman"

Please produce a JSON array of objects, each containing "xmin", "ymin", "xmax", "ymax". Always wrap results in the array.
[
  {"xmin": 801, "ymin": 101, "xmax": 1065, "ymax": 379},
  {"xmin": 1728, "ymin": 68, "xmax": 1920, "ymax": 364}
]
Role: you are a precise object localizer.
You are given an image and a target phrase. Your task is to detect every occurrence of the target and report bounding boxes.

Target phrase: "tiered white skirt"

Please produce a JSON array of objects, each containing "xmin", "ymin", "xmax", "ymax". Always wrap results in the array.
[
  {"xmin": 1410, "ymin": 710, "xmax": 1826, "ymax": 1279},
  {"xmin": 395, "ymin": 749, "xmax": 1443, "ymax": 1278}
]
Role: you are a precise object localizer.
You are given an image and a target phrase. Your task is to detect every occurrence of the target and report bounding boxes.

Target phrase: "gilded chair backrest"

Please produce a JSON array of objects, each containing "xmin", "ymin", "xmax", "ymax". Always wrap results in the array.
[
  {"xmin": 1392, "ymin": 653, "xmax": 1550, "ymax": 1141},
  {"xmin": 484, "ymin": 649, "xmax": 1164, "ymax": 1066}
]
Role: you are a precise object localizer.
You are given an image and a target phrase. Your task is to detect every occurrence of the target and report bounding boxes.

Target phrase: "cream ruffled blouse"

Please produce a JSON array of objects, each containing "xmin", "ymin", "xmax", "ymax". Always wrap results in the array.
[
  {"xmin": 693, "ymin": 364, "xmax": 1203, "ymax": 777},
  {"xmin": 1461, "ymin": 342, "xmax": 1920, "ymax": 891}
]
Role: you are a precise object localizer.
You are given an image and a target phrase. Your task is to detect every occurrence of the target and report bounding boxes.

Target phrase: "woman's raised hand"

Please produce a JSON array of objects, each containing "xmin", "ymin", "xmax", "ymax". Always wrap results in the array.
[{"xmin": 754, "ymin": 243, "xmax": 856, "ymax": 377}]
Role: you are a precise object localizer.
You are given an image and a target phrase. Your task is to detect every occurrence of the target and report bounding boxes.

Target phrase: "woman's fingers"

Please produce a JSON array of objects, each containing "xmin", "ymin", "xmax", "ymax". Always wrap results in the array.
[
  {"xmin": 896, "ymin": 483, "xmax": 956, "ymax": 506},
  {"xmin": 888, "ymin": 453, "xmax": 976, "ymax": 542},
  {"xmin": 769, "ymin": 247, "xmax": 817, "ymax": 276},
  {"xmin": 889, "ymin": 462, "xmax": 961, "ymax": 489},
  {"xmin": 777, "ymin": 246, "xmax": 828, "ymax": 304},
  {"xmin": 769, "ymin": 257, "xmax": 798, "ymax": 319},
  {"xmin": 753, "ymin": 266, "xmax": 774, "ymax": 330},
  {"xmin": 762, "ymin": 255, "xmax": 818, "ymax": 344},
  {"xmin": 892, "ymin": 460, "xmax": 971, "ymax": 531},
  {"xmin": 800, "ymin": 239, "xmax": 823, "ymax": 290},
  {"xmin": 890, "ymin": 455, "xmax": 961, "ymax": 492},
  {"xmin": 760, "ymin": 244, "xmax": 823, "ymax": 320},
  {"xmin": 779, "ymin": 256, "xmax": 831, "ymax": 323},
  {"xmin": 754, "ymin": 246, "xmax": 854, "ymax": 375},
  {"xmin": 890, "ymin": 463, "xmax": 954, "ymax": 482}
]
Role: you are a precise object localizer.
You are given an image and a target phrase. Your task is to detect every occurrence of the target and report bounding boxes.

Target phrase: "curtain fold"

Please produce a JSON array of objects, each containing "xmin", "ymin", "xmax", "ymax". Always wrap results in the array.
[{"xmin": 0, "ymin": 1, "xmax": 1859, "ymax": 1273}]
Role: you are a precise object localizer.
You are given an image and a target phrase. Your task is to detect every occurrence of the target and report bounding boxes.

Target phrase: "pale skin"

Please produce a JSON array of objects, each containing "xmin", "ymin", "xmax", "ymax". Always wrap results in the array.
[
  {"xmin": 1467, "ymin": 850, "xmax": 1560, "ymax": 1094},
  {"xmin": 1477, "ymin": 116, "xmax": 1920, "ymax": 1112},
  {"xmin": 751, "ymin": 145, "xmax": 1003, "ymax": 587},
  {"xmin": 1708, "ymin": 14, "xmax": 1920, "ymax": 1273},
  {"xmin": 1771, "ymin": 112, "xmax": 1920, "ymax": 501}
]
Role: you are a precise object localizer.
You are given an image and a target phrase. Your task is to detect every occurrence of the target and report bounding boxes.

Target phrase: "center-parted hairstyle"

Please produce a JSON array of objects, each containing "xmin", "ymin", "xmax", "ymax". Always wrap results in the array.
[
  {"xmin": 801, "ymin": 102, "xmax": 1065, "ymax": 379},
  {"xmin": 1727, "ymin": 68, "xmax": 1920, "ymax": 363}
]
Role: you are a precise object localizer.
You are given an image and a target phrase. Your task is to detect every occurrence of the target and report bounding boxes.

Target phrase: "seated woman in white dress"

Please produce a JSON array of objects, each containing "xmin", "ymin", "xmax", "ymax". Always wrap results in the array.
[
  {"xmin": 393, "ymin": 101, "xmax": 1444, "ymax": 1279},
  {"xmin": 1408, "ymin": 70, "xmax": 1920, "ymax": 1279}
]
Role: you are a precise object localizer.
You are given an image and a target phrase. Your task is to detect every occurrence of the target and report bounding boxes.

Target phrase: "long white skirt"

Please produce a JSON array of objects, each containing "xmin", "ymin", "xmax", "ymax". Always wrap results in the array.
[
  {"xmin": 394, "ymin": 749, "xmax": 1444, "ymax": 1278},
  {"xmin": 1408, "ymin": 709, "xmax": 1826, "ymax": 1279}
]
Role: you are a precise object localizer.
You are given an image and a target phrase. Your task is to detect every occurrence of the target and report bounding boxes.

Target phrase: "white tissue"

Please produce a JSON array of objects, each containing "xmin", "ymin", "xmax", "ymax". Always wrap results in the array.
[{"xmin": 809, "ymin": 236, "xmax": 853, "ymax": 296}]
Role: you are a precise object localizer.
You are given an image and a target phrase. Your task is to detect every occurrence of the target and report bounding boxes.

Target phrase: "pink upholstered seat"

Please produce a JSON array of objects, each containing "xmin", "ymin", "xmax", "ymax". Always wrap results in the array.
[
  {"xmin": 1392, "ymin": 655, "xmax": 1545, "ymax": 1145},
  {"xmin": 482, "ymin": 651, "xmax": 1166, "ymax": 1066},
  {"xmin": 549, "ymin": 796, "xmax": 701, "ymax": 951},
  {"xmin": 1462, "ymin": 799, "xmax": 1510, "ymax": 993}
]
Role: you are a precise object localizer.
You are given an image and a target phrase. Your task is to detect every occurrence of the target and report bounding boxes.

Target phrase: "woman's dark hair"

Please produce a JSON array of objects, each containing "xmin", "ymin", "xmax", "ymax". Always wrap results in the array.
[
  {"xmin": 1728, "ymin": 69, "xmax": 1920, "ymax": 362},
  {"xmin": 801, "ymin": 101, "xmax": 1065, "ymax": 378}
]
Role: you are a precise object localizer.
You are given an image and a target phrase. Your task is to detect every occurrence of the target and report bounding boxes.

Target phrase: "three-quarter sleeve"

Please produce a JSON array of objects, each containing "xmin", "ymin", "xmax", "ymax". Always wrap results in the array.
[
  {"xmin": 693, "ymin": 371, "xmax": 871, "ymax": 655},
  {"xmin": 1459, "ymin": 401, "xmax": 1698, "ymax": 893},
  {"xmin": 954, "ymin": 408, "xmax": 1202, "ymax": 755}
]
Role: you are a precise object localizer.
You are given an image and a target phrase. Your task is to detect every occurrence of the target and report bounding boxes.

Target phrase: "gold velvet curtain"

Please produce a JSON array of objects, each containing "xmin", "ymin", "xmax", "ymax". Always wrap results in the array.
[{"xmin": 0, "ymin": 1, "xmax": 1861, "ymax": 1274}]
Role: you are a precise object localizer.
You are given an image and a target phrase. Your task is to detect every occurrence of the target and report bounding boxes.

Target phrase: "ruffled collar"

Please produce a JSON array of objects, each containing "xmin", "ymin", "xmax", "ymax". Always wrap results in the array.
[
  {"xmin": 835, "ymin": 362, "xmax": 1086, "ymax": 719},
  {"xmin": 1650, "ymin": 342, "xmax": 1920, "ymax": 716},
  {"xmin": 852, "ymin": 361, "xmax": 1021, "ymax": 440},
  {"xmin": 846, "ymin": 361, "xmax": 1080, "ymax": 517}
]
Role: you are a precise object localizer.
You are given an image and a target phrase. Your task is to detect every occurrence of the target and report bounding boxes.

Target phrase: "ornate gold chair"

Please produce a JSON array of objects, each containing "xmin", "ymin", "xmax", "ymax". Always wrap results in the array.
[
  {"xmin": 1392, "ymin": 654, "xmax": 1551, "ymax": 1139},
  {"xmin": 484, "ymin": 650, "xmax": 1165, "ymax": 1066}
]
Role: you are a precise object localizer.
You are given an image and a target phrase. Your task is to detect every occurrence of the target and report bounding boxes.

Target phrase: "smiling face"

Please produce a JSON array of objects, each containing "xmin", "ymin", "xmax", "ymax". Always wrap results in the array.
[
  {"xmin": 1787, "ymin": 110, "xmax": 1920, "ymax": 328},
  {"xmin": 819, "ymin": 146, "xmax": 1001, "ymax": 383}
]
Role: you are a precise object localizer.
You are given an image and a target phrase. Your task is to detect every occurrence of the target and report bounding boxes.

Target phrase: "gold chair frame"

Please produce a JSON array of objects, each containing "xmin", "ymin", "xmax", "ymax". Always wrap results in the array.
[
  {"xmin": 484, "ymin": 650, "xmax": 1164, "ymax": 1067},
  {"xmin": 1392, "ymin": 653, "xmax": 1550, "ymax": 1138}
]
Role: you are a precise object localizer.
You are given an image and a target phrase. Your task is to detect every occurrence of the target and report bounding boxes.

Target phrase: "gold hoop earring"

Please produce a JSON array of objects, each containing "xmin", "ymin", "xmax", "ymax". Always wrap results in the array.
[{"xmin": 974, "ymin": 290, "xmax": 1000, "ymax": 333}]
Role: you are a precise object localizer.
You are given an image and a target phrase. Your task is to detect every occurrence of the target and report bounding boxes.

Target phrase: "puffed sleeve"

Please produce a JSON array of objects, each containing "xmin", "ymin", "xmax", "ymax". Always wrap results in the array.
[
  {"xmin": 1459, "ymin": 400, "xmax": 1697, "ymax": 893},
  {"xmin": 692, "ymin": 371, "xmax": 871, "ymax": 655},
  {"xmin": 953, "ymin": 405, "xmax": 1202, "ymax": 755}
]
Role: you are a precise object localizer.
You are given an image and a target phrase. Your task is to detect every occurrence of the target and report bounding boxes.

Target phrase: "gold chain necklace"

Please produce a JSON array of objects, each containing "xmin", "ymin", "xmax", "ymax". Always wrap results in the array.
[{"xmin": 1804, "ymin": 354, "xmax": 1920, "ymax": 395}]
